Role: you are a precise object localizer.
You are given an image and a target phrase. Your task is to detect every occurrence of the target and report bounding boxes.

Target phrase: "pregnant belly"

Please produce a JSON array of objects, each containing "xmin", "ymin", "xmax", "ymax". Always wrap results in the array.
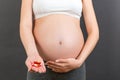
[{"xmin": 33, "ymin": 15, "xmax": 84, "ymax": 61}]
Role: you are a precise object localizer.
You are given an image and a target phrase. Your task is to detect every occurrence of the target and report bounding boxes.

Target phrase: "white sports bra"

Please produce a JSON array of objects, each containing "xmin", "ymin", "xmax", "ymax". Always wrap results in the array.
[{"xmin": 32, "ymin": 0, "xmax": 82, "ymax": 20}]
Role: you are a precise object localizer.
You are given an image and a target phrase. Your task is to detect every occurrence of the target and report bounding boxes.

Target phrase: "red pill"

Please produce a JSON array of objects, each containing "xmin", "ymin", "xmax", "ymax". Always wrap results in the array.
[{"xmin": 32, "ymin": 61, "xmax": 41, "ymax": 67}]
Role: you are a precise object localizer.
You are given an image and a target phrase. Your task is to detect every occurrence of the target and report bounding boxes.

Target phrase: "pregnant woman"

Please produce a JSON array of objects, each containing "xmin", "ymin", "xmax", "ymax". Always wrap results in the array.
[{"xmin": 19, "ymin": 0, "xmax": 99, "ymax": 80}]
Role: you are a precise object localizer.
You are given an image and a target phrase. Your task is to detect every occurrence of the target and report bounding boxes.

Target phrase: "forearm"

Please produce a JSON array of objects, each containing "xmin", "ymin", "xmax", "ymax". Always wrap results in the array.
[
  {"xmin": 75, "ymin": 0, "xmax": 100, "ymax": 65},
  {"xmin": 76, "ymin": 32, "xmax": 99, "ymax": 64},
  {"xmin": 19, "ymin": 26, "xmax": 39, "ymax": 57}
]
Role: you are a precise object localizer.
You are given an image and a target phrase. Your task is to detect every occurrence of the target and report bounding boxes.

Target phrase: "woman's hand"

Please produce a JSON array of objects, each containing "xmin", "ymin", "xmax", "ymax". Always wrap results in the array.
[
  {"xmin": 25, "ymin": 54, "xmax": 46, "ymax": 73},
  {"xmin": 45, "ymin": 58, "xmax": 82, "ymax": 73}
]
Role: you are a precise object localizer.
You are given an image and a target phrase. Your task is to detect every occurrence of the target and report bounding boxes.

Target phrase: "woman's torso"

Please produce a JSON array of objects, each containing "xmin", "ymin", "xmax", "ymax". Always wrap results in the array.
[{"xmin": 32, "ymin": 0, "xmax": 84, "ymax": 61}]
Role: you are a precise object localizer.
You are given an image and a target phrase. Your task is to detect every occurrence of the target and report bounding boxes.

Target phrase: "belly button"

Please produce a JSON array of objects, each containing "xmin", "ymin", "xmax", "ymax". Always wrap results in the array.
[{"xmin": 59, "ymin": 41, "xmax": 62, "ymax": 45}]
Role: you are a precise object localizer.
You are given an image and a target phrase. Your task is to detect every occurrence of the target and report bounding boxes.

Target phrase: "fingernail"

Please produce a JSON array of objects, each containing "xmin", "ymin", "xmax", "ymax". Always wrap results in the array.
[
  {"xmin": 47, "ymin": 66, "xmax": 50, "ymax": 68},
  {"xmin": 55, "ymin": 60, "xmax": 59, "ymax": 62}
]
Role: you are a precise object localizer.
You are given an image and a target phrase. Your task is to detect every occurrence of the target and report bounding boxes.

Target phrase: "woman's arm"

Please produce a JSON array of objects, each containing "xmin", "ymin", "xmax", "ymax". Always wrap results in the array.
[
  {"xmin": 19, "ymin": 0, "xmax": 39, "ymax": 57},
  {"xmin": 76, "ymin": 0, "xmax": 99, "ymax": 64}
]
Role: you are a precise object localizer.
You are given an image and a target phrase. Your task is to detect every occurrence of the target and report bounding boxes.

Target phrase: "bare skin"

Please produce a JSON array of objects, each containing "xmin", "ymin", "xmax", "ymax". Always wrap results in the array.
[
  {"xmin": 33, "ymin": 14, "xmax": 84, "ymax": 61},
  {"xmin": 19, "ymin": 0, "xmax": 99, "ymax": 73}
]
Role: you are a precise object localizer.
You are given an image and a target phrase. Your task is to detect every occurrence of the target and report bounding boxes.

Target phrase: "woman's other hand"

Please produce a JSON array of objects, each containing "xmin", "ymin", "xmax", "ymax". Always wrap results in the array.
[
  {"xmin": 25, "ymin": 54, "xmax": 46, "ymax": 73},
  {"xmin": 45, "ymin": 58, "xmax": 82, "ymax": 73}
]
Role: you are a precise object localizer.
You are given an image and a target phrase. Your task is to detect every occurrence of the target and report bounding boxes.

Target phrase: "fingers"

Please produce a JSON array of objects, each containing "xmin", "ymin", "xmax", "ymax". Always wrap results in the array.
[
  {"xmin": 55, "ymin": 59, "xmax": 68, "ymax": 63},
  {"xmin": 47, "ymin": 64, "xmax": 61, "ymax": 69},
  {"xmin": 31, "ymin": 66, "xmax": 39, "ymax": 72},
  {"xmin": 38, "ymin": 65, "xmax": 46, "ymax": 73},
  {"xmin": 47, "ymin": 65, "xmax": 63, "ymax": 73},
  {"xmin": 25, "ymin": 61, "xmax": 32, "ymax": 72},
  {"xmin": 46, "ymin": 60, "xmax": 68, "ymax": 68},
  {"xmin": 46, "ymin": 61, "xmax": 62, "ymax": 67},
  {"xmin": 29, "ymin": 65, "xmax": 46, "ymax": 73},
  {"xmin": 49, "ymin": 66, "xmax": 68, "ymax": 73},
  {"xmin": 42, "ymin": 64, "xmax": 46, "ymax": 72},
  {"xmin": 51, "ymin": 68, "xmax": 62, "ymax": 73},
  {"xmin": 39, "ymin": 61, "xmax": 46, "ymax": 73}
]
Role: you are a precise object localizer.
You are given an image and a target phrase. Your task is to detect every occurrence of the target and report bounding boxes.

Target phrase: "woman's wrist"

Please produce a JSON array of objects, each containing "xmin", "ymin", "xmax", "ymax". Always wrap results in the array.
[
  {"xmin": 26, "ymin": 49, "xmax": 39, "ymax": 56},
  {"xmin": 76, "ymin": 58, "xmax": 84, "ymax": 67},
  {"xmin": 26, "ymin": 51, "xmax": 40, "ymax": 57}
]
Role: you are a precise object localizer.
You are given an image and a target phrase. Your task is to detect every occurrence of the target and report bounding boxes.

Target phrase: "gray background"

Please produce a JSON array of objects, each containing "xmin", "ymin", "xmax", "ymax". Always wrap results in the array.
[{"xmin": 0, "ymin": 0, "xmax": 120, "ymax": 80}]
